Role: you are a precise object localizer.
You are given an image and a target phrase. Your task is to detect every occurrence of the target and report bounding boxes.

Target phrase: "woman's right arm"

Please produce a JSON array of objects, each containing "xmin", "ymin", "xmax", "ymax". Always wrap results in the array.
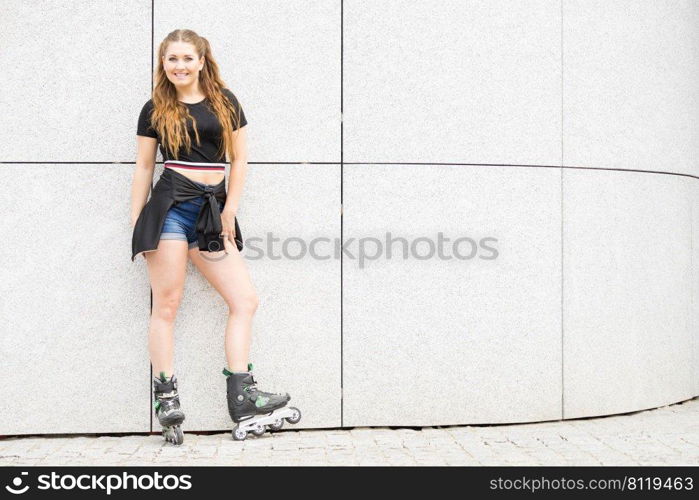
[{"xmin": 130, "ymin": 136, "xmax": 158, "ymax": 228}]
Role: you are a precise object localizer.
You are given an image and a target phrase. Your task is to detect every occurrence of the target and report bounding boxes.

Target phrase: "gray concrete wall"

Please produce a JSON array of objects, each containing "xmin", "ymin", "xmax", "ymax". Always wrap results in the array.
[{"xmin": 0, "ymin": 0, "xmax": 697, "ymax": 436}]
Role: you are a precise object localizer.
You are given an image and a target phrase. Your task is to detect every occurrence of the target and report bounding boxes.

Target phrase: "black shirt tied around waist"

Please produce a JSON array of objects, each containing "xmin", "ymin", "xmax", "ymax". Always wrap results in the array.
[{"xmin": 131, "ymin": 167, "xmax": 243, "ymax": 262}]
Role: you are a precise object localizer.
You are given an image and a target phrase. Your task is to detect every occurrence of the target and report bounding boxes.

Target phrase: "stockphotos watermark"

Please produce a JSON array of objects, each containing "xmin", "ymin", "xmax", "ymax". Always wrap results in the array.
[
  {"xmin": 5, "ymin": 470, "xmax": 192, "ymax": 495},
  {"xmin": 204, "ymin": 231, "xmax": 499, "ymax": 267}
]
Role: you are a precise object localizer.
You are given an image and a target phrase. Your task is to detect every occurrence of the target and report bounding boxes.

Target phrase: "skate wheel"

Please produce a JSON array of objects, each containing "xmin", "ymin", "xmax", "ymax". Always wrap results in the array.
[
  {"xmin": 268, "ymin": 419, "xmax": 284, "ymax": 431},
  {"xmin": 232, "ymin": 425, "xmax": 247, "ymax": 441},
  {"xmin": 285, "ymin": 407, "xmax": 301, "ymax": 424},
  {"xmin": 163, "ymin": 425, "xmax": 184, "ymax": 445},
  {"xmin": 252, "ymin": 424, "xmax": 266, "ymax": 437},
  {"xmin": 172, "ymin": 426, "xmax": 184, "ymax": 445}
]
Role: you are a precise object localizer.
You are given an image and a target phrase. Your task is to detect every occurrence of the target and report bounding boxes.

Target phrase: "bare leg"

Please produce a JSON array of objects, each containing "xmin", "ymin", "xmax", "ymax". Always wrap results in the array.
[
  {"xmin": 188, "ymin": 238, "xmax": 258, "ymax": 372},
  {"xmin": 145, "ymin": 239, "xmax": 189, "ymax": 378}
]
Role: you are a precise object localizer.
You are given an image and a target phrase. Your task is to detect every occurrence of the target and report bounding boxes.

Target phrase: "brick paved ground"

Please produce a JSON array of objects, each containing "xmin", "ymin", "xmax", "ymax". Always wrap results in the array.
[{"xmin": 1, "ymin": 398, "xmax": 697, "ymax": 466}]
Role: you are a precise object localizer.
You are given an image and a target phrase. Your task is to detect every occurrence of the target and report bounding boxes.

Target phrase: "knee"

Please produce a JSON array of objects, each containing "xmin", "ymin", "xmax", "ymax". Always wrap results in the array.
[
  {"xmin": 229, "ymin": 294, "xmax": 259, "ymax": 316},
  {"xmin": 153, "ymin": 294, "xmax": 181, "ymax": 323}
]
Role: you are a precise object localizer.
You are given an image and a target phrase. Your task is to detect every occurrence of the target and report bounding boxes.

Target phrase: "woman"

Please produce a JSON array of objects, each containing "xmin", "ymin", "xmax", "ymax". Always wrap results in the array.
[{"xmin": 130, "ymin": 29, "xmax": 296, "ymax": 444}]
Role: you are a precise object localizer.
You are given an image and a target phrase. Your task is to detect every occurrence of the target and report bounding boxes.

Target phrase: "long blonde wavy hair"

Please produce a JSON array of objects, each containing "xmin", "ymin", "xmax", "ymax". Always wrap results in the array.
[{"xmin": 150, "ymin": 29, "xmax": 244, "ymax": 164}]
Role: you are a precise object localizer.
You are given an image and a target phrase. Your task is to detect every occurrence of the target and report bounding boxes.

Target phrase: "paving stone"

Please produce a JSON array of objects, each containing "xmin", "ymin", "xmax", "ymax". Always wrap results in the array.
[{"xmin": 0, "ymin": 398, "xmax": 696, "ymax": 465}]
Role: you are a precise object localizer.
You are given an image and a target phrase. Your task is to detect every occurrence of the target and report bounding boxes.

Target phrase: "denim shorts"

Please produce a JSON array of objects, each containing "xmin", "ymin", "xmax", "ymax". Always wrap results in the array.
[{"xmin": 159, "ymin": 180, "xmax": 225, "ymax": 249}]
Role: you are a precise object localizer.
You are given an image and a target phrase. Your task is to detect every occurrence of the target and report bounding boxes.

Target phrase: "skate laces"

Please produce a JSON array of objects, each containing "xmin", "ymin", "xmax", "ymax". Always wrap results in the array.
[
  {"xmin": 222, "ymin": 364, "xmax": 282, "ymax": 397},
  {"xmin": 245, "ymin": 374, "xmax": 284, "ymax": 398},
  {"xmin": 154, "ymin": 391, "xmax": 180, "ymax": 413},
  {"xmin": 153, "ymin": 375, "xmax": 180, "ymax": 413},
  {"xmin": 245, "ymin": 373, "xmax": 258, "ymax": 394}
]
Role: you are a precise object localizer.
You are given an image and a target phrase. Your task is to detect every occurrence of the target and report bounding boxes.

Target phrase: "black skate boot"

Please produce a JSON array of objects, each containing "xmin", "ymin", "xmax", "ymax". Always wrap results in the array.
[
  {"xmin": 153, "ymin": 372, "xmax": 185, "ymax": 445},
  {"xmin": 223, "ymin": 363, "xmax": 301, "ymax": 441}
]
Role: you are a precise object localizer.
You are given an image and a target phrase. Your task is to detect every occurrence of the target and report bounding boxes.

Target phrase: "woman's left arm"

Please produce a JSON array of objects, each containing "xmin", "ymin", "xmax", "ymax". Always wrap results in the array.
[
  {"xmin": 224, "ymin": 125, "xmax": 248, "ymax": 216},
  {"xmin": 221, "ymin": 126, "xmax": 247, "ymax": 246}
]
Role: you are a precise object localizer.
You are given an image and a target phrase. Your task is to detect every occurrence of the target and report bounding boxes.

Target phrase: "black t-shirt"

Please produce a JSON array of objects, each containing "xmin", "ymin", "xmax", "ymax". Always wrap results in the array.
[{"xmin": 136, "ymin": 88, "xmax": 247, "ymax": 163}]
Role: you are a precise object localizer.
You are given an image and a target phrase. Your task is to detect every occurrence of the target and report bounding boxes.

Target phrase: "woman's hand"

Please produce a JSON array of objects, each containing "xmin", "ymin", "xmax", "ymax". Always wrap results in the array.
[{"xmin": 220, "ymin": 207, "xmax": 237, "ymax": 253}]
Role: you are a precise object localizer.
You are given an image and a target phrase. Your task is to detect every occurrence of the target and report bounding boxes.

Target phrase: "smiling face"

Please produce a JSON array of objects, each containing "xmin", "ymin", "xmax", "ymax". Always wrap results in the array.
[{"xmin": 162, "ymin": 41, "xmax": 204, "ymax": 88}]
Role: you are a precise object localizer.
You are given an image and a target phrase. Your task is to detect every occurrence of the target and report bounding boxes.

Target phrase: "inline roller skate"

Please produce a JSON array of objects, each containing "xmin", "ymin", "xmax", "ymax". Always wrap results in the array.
[
  {"xmin": 223, "ymin": 363, "xmax": 301, "ymax": 441},
  {"xmin": 152, "ymin": 372, "xmax": 185, "ymax": 445}
]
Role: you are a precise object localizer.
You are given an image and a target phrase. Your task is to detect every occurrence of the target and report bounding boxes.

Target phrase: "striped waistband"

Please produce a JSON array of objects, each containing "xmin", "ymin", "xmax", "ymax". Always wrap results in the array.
[{"xmin": 164, "ymin": 160, "xmax": 226, "ymax": 171}]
